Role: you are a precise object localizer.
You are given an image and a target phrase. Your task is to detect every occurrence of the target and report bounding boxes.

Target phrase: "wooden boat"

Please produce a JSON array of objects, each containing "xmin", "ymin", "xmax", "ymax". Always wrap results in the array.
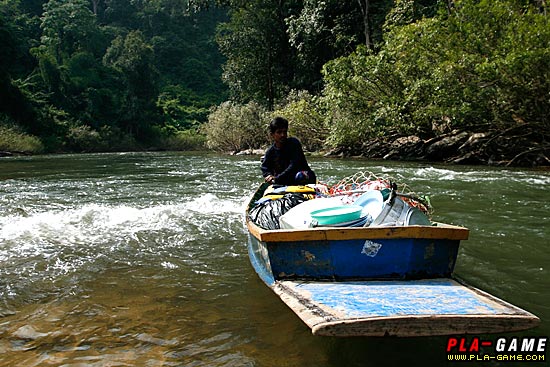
[{"xmin": 245, "ymin": 183, "xmax": 540, "ymax": 337}]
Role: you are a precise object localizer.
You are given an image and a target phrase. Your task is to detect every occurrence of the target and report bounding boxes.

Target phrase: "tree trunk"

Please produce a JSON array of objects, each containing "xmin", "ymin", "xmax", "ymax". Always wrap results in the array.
[
  {"xmin": 91, "ymin": 0, "xmax": 99, "ymax": 15},
  {"xmin": 267, "ymin": 49, "xmax": 274, "ymax": 109},
  {"xmin": 538, "ymin": 0, "xmax": 547, "ymax": 16},
  {"xmin": 357, "ymin": 0, "xmax": 372, "ymax": 49}
]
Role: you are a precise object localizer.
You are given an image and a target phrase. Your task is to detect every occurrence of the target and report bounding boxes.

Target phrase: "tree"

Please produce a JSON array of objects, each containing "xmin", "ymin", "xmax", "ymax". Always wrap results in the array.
[
  {"xmin": 383, "ymin": 0, "xmax": 441, "ymax": 34},
  {"xmin": 1, "ymin": 0, "xmax": 230, "ymax": 152},
  {"xmin": 103, "ymin": 30, "xmax": 160, "ymax": 137},
  {"xmin": 39, "ymin": 0, "xmax": 100, "ymax": 63},
  {"xmin": 285, "ymin": 0, "xmax": 393, "ymax": 92},
  {"xmin": 216, "ymin": 0, "xmax": 301, "ymax": 108},
  {"xmin": 103, "ymin": 0, "xmax": 139, "ymax": 28},
  {"xmin": 157, "ymin": 85, "xmax": 211, "ymax": 130},
  {"xmin": 356, "ymin": 0, "xmax": 372, "ymax": 48},
  {"xmin": 286, "ymin": 0, "xmax": 361, "ymax": 90},
  {"xmin": 0, "ymin": 2, "xmax": 40, "ymax": 133},
  {"xmin": 321, "ymin": 0, "xmax": 550, "ymax": 157}
]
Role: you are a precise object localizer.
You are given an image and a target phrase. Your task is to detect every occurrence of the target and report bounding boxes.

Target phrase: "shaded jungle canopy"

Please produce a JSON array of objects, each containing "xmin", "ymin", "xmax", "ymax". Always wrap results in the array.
[{"xmin": 1, "ymin": 0, "xmax": 549, "ymax": 166}]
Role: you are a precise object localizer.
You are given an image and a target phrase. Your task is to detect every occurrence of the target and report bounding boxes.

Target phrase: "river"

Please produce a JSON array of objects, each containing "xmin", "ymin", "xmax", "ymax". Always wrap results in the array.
[{"xmin": 0, "ymin": 152, "xmax": 548, "ymax": 366}]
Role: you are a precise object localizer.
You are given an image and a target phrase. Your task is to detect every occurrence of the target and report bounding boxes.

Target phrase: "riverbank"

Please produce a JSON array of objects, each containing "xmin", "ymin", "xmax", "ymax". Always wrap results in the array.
[
  {"xmin": 236, "ymin": 129, "xmax": 550, "ymax": 168},
  {"xmin": 322, "ymin": 128, "xmax": 550, "ymax": 168},
  {"xmin": 0, "ymin": 151, "xmax": 32, "ymax": 157},
  {"xmin": 4, "ymin": 128, "xmax": 549, "ymax": 168}
]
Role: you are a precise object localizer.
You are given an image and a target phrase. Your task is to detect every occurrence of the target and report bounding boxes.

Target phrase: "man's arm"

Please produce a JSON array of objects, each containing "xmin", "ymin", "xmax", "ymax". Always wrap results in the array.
[{"xmin": 260, "ymin": 148, "xmax": 274, "ymax": 178}]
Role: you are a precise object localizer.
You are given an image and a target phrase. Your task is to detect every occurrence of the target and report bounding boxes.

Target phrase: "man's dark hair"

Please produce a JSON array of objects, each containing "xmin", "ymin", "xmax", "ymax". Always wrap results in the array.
[{"xmin": 269, "ymin": 117, "xmax": 289, "ymax": 133}]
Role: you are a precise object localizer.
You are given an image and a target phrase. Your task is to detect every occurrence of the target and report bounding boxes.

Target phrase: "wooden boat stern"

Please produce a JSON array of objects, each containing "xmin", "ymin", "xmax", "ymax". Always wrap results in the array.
[{"xmin": 272, "ymin": 279, "xmax": 540, "ymax": 337}]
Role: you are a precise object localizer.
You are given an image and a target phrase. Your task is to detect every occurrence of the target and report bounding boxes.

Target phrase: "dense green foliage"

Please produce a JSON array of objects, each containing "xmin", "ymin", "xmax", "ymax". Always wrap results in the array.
[
  {"xmin": 215, "ymin": 0, "xmax": 393, "ymax": 108},
  {"xmin": 322, "ymin": 0, "xmax": 550, "ymax": 149},
  {"xmin": 1, "ymin": 0, "xmax": 226, "ymax": 153},
  {"xmin": 1, "ymin": 0, "xmax": 548, "ymax": 165},
  {"xmin": 207, "ymin": 0, "xmax": 549, "ymax": 164}
]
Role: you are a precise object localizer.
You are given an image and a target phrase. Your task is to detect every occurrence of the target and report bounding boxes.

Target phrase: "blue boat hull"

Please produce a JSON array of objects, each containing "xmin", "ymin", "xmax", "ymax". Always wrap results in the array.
[{"xmin": 248, "ymin": 234, "xmax": 459, "ymax": 283}]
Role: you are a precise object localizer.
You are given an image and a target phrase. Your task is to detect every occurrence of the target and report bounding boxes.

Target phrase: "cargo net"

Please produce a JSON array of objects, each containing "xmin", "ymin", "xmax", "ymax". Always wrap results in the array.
[{"xmin": 327, "ymin": 171, "xmax": 433, "ymax": 216}]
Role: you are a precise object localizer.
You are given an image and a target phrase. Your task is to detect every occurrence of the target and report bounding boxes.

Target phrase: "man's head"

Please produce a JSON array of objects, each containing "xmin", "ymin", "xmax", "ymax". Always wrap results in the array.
[
  {"xmin": 269, "ymin": 117, "xmax": 288, "ymax": 134},
  {"xmin": 269, "ymin": 117, "xmax": 288, "ymax": 147}
]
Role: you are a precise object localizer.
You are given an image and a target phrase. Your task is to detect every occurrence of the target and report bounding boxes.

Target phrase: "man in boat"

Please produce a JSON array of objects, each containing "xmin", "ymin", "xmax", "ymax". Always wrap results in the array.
[{"xmin": 261, "ymin": 117, "xmax": 316, "ymax": 185}]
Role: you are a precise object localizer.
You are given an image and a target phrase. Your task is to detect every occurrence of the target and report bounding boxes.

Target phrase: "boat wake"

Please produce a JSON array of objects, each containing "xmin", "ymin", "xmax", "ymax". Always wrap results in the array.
[
  {"xmin": 1, "ymin": 194, "xmax": 244, "ymax": 245},
  {"xmin": 0, "ymin": 193, "xmax": 249, "ymax": 304}
]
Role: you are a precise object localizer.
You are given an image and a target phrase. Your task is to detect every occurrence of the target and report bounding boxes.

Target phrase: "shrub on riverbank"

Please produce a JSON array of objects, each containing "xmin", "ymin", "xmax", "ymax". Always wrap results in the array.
[
  {"xmin": 204, "ymin": 101, "xmax": 268, "ymax": 152},
  {"xmin": 162, "ymin": 128, "xmax": 207, "ymax": 151},
  {"xmin": 272, "ymin": 91, "xmax": 329, "ymax": 152},
  {"xmin": 0, "ymin": 118, "xmax": 44, "ymax": 154},
  {"xmin": 65, "ymin": 125, "xmax": 141, "ymax": 152},
  {"xmin": 205, "ymin": 94, "xmax": 330, "ymax": 154}
]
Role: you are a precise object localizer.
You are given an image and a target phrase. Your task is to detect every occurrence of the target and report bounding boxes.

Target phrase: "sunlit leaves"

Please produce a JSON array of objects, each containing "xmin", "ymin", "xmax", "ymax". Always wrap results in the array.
[
  {"xmin": 40, "ymin": 0, "xmax": 99, "ymax": 62},
  {"xmin": 321, "ymin": 0, "xmax": 550, "ymax": 151},
  {"xmin": 272, "ymin": 90, "xmax": 329, "ymax": 151},
  {"xmin": 204, "ymin": 100, "xmax": 268, "ymax": 151}
]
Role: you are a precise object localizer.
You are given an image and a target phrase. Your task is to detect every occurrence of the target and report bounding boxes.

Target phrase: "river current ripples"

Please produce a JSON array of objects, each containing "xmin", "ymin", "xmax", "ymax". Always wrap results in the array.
[{"xmin": 0, "ymin": 152, "xmax": 548, "ymax": 366}]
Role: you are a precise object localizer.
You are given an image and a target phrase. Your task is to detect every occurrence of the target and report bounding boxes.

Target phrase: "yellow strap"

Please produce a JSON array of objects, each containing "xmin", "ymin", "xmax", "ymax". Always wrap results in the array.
[{"xmin": 285, "ymin": 185, "xmax": 315, "ymax": 193}]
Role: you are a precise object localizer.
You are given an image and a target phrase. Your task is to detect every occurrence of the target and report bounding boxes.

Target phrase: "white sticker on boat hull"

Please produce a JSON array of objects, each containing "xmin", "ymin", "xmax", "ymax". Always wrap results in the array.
[{"xmin": 361, "ymin": 240, "xmax": 382, "ymax": 257}]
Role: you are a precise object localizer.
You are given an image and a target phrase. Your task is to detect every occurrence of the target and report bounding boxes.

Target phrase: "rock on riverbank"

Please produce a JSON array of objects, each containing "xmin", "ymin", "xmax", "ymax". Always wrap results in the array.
[{"xmin": 325, "ymin": 129, "xmax": 550, "ymax": 168}]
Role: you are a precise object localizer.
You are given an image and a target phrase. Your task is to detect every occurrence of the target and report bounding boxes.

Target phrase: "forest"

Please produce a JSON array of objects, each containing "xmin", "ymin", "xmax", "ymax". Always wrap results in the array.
[{"xmin": 1, "ymin": 0, "xmax": 549, "ymax": 166}]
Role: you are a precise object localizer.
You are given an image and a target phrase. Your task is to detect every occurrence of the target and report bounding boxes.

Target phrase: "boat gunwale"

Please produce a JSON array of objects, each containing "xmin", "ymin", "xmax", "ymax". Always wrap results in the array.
[{"xmin": 246, "ymin": 218, "xmax": 469, "ymax": 243}]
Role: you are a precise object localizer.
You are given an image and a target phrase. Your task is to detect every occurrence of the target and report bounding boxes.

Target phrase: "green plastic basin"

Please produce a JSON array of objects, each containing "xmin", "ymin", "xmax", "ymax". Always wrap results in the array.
[{"xmin": 310, "ymin": 205, "xmax": 363, "ymax": 225}]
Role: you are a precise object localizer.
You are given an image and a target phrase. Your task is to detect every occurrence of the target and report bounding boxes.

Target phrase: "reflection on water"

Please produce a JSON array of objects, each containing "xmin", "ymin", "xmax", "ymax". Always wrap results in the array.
[{"xmin": 0, "ymin": 152, "xmax": 548, "ymax": 366}]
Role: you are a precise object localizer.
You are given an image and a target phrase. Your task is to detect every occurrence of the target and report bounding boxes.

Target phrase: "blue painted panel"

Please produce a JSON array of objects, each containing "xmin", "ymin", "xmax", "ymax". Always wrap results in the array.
[
  {"xmin": 293, "ymin": 279, "xmax": 506, "ymax": 318},
  {"xmin": 258, "ymin": 237, "xmax": 458, "ymax": 281},
  {"xmin": 329, "ymin": 238, "xmax": 413, "ymax": 278},
  {"xmin": 268, "ymin": 240, "xmax": 334, "ymax": 279},
  {"xmin": 408, "ymin": 239, "xmax": 459, "ymax": 277}
]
